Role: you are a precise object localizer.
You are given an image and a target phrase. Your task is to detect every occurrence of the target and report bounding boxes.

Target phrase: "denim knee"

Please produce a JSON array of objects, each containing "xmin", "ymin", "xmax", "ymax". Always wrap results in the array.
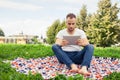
[
  {"xmin": 52, "ymin": 44, "xmax": 61, "ymax": 51},
  {"xmin": 85, "ymin": 44, "xmax": 94, "ymax": 50}
]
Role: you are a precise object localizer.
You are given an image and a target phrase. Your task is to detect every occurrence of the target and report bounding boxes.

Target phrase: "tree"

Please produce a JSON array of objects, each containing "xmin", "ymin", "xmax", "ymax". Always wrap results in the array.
[
  {"xmin": 0, "ymin": 28, "xmax": 5, "ymax": 36},
  {"xmin": 87, "ymin": 0, "xmax": 120, "ymax": 47},
  {"xmin": 117, "ymin": 20, "xmax": 120, "ymax": 42},
  {"xmin": 46, "ymin": 19, "xmax": 60, "ymax": 44},
  {"xmin": 31, "ymin": 36, "xmax": 40, "ymax": 44},
  {"xmin": 56, "ymin": 20, "xmax": 65, "ymax": 33},
  {"xmin": 46, "ymin": 20, "xmax": 66, "ymax": 44},
  {"xmin": 76, "ymin": 5, "xmax": 88, "ymax": 32}
]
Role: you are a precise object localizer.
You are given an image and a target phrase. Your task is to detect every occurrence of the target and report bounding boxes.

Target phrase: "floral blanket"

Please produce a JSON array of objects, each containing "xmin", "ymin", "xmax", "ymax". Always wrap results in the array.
[{"xmin": 11, "ymin": 56, "xmax": 120, "ymax": 80}]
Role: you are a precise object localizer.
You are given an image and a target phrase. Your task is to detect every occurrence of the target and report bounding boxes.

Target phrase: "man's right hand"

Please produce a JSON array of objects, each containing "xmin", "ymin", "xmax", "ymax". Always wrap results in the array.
[
  {"xmin": 55, "ymin": 38, "xmax": 68, "ymax": 46},
  {"xmin": 62, "ymin": 39, "xmax": 69, "ymax": 46}
]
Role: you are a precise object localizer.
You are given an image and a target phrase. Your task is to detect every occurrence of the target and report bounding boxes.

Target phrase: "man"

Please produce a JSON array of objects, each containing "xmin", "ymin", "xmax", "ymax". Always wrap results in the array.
[{"xmin": 52, "ymin": 13, "xmax": 94, "ymax": 75}]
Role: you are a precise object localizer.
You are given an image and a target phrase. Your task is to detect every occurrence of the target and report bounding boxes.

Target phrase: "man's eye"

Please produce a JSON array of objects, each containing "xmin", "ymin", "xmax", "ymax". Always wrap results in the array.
[
  {"xmin": 72, "ymin": 23, "xmax": 75, "ymax": 25},
  {"xmin": 68, "ymin": 23, "xmax": 75, "ymax": 25},
  {"xmin": 68, "ymin": 23, "xmax": 71, "ymax": 25}
]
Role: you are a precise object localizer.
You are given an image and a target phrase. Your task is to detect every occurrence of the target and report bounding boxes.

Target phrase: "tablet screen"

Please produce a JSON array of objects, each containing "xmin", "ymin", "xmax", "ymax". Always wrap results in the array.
[{"xmin": 63, "ymin": 36, "xmax": 81, "ymax": 45}]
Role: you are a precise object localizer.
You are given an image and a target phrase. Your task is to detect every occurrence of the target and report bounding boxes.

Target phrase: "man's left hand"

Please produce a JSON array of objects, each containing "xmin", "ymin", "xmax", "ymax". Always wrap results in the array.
[{"xmin": 76, "ymin": 38, "xmax": 89, "ymax": 46}]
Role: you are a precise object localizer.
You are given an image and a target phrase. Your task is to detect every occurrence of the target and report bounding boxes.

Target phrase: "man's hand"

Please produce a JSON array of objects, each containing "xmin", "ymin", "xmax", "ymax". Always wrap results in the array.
[
  {"xmin": 76, "ymin": 38, "xmax": 89, "ymax": 46},
  {"xmin": 62, "ymin": 39, "xmax": 69, "ymax": 46},
  {"xmin": 55, "ymin": 38, "xmax": 68, "ymax": 46}
]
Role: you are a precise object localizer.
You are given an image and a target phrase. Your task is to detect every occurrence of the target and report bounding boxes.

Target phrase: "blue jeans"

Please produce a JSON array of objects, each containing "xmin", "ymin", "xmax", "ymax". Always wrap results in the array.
[{"xmin": 52, "ymin": 44, "xmax": 94, "ymax": 69}]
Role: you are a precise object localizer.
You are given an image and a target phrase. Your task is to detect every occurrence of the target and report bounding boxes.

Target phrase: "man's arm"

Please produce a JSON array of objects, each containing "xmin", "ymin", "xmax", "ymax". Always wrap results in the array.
[{"xmin": 76, "ymin": 38, "xmax": 89, "ymax": 46}]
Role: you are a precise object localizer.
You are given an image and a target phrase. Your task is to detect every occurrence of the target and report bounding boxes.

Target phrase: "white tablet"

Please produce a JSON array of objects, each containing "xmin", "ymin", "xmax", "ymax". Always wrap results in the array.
[{"xmin": 63, "ymin": 36, "xmax": 81, "ymax": 45}]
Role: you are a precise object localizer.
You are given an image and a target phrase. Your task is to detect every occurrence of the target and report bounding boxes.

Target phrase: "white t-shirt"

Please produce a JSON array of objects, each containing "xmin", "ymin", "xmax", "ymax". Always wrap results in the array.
[{"xmin": 56, "ymin": 28, "xmax": 87, "ymax": 52}]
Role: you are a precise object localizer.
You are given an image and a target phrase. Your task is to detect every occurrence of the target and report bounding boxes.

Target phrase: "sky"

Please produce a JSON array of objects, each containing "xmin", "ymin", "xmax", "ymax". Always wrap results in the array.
[{"xmin": 0, "ymin": 0, "xmax": 120, "ymax": 38}]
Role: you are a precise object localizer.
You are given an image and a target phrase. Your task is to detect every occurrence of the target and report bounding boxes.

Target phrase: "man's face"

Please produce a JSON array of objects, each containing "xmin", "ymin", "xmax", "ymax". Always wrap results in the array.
[{"xmin": 66, "ymin": 17, "xmax": 76, "ymax": 32}]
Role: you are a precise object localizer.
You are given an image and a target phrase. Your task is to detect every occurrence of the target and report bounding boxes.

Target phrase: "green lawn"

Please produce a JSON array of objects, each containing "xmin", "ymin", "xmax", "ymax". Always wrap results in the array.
[{"xmin": 0, "ymin": 44, "xmax": 120, "ymax": 80}]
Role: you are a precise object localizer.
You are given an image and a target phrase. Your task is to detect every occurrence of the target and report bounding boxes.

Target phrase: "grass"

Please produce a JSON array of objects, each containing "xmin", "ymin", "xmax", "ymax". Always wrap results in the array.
[
  {"xmin": 0, "ymin": 44, "xmax": 120, "ymax": 80},
  {"xmin": 103, "ymin": 72, "xmax": 120, "ymax": 80},
  {"xmin": 0, "ymin": 61, "xmax": 44, "ymax": 80},
  {"xmin": 0, "ymin": 44, "xmax": 120, "ymax": 60},
  {"xmin": 0, "ymin": 44, "xmax": 53, "ymax": 60},
  {"xmin": 94, "ymin": 47, "xmax": 120, "ymax": 58}
]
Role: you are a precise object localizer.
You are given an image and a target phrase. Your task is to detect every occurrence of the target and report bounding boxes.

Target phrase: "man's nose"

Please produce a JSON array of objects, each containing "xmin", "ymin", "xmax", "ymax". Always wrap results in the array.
[{"xmin": 69, "ymin": 25, "xmax": 73, "ymax": 27}]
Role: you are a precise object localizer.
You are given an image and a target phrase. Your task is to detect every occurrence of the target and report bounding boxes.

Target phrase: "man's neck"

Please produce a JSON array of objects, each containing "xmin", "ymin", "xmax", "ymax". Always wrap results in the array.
[{"xmin": 67, "ymin": 28, "xmax": 75, "ymax": 35}]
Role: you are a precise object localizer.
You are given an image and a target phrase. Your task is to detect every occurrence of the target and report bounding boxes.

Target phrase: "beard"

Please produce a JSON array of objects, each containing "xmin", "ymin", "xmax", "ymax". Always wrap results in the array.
[{"xmin": 68, "ymin": 27, "xmax": 74, "ymax": 32}]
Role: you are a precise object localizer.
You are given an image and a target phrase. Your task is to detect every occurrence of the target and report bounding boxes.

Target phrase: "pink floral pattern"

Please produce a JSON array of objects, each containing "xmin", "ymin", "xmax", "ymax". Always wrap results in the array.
[{"xmin": 11, "ymin": 56, "xmax": 120, "ymax": 80}]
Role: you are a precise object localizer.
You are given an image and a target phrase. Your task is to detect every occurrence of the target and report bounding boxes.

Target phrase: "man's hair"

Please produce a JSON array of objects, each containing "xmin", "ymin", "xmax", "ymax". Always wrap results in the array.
[{"xmin": 66, "ymin": 13, "xmax": 76, "ymax": 19}]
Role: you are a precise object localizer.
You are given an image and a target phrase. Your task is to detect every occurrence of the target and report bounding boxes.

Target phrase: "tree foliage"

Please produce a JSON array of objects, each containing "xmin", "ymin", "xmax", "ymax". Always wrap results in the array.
[
  {"xmin": 46, "ymin": 20, "xmax": 65, "ymax": 44},
  {"xmin": 76, "ymin": 5, "xmax": 88, "ymax": 32},
  {"xmin": 87, "ymin": 0, "xmax": 120, "ymax": 47},
  {"xmin": 31, "ymin": 36, "xmax": 40, "ymax": 44},
  {"xmin": 0, "ymin": 28, "xmax": 5, "ymax": 36}
]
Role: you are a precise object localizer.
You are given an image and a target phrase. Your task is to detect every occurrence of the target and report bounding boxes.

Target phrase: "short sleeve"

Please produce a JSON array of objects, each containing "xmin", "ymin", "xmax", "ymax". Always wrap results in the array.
[
  {"xmin": 79, "ymin": 30, "xmax": 87, "ymax": 39},
  {"xmin": 56, "ymin": 30, "xmax": 63, "ymax": 39}
]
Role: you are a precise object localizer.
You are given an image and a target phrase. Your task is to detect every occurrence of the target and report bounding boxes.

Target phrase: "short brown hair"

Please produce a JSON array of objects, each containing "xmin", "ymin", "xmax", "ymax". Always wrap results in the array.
[{"xmin": 66, "ymin": 13, "xmax": 76, "ymax": 19}]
